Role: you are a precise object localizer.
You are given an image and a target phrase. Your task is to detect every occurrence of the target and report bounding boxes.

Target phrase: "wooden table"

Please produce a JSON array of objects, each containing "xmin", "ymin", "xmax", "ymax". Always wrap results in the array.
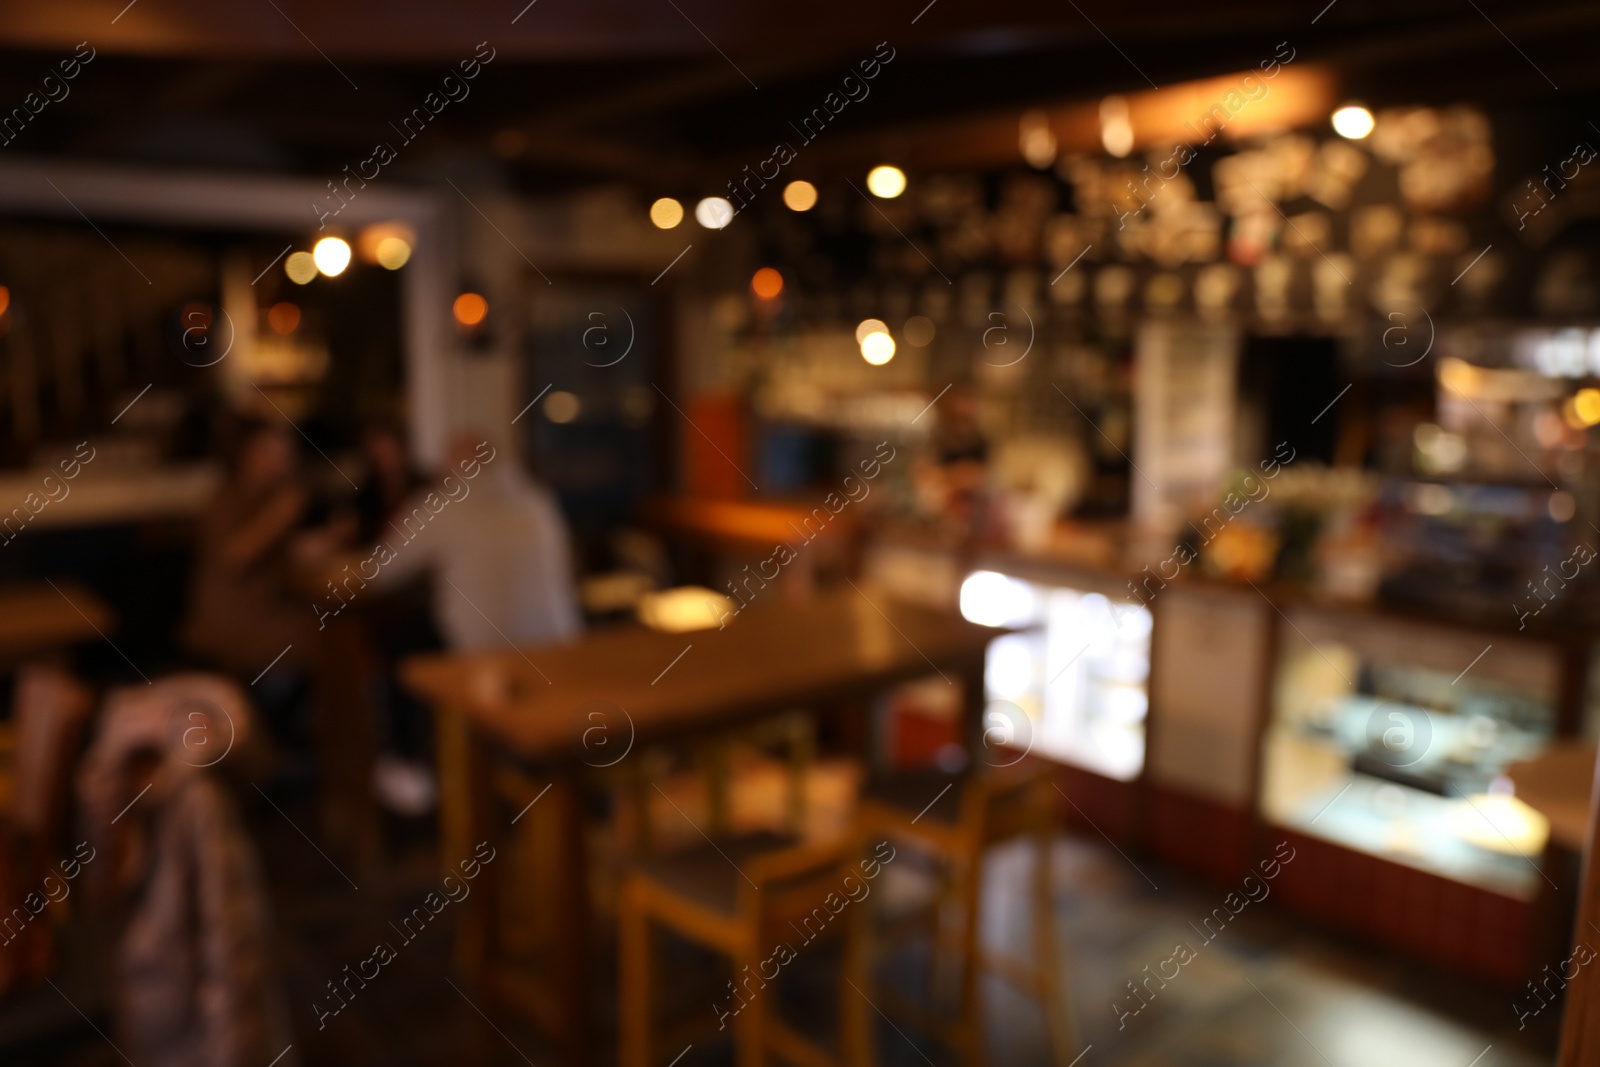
[
  {"xmin": 401, "ymin": 586, "xmax": 1000, "ymax": 1067},
  {"xmin": 0, "ymin": 582, "xmax": 113, "ymax": 666}
]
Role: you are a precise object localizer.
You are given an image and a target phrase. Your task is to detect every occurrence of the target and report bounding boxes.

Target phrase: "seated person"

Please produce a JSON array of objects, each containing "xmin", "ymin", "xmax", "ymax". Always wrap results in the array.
[
  {"xmin": 352, "ymin": 419, "xmax": 424, "ymax": 543},
  {"xmin": 366, "ymin": 433, "xmax": 581, "ymax": 811},
  {"xmin": 181, "ymin": 422, "xmax": 314, "ymax": 682},
  {"xmin": 375, "ymin": 432, "xmax": 581, "ymax": 651}
]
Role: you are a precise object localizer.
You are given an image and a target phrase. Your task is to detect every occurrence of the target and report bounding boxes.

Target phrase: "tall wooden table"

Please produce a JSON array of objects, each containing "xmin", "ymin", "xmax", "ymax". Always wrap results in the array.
[{"xmin": 401, "ymin": 588, "xmax": 999, "ymax": 1067}]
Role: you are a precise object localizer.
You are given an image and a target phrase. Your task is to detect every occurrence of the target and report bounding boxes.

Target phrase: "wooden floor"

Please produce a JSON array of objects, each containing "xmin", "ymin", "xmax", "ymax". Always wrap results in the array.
[{"xmin": 19, "ymin": 779, "xmax": 1565, "ymax": 1067}]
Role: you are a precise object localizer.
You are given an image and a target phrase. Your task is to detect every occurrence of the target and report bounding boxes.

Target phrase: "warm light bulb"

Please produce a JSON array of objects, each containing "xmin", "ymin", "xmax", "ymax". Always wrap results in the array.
[
  {"xmin": 266, "ymin": 302, "xmax": 301, "ymax": 334},
  {"xmin": 1332, "ymin": 104, "xmax": 1375, "ymax": 140},
  {"xmin": 357, "ymin": 222, "xmax": 415, "ymax": 267},
  {"xmin": 1575, "ymin": 388, "xmax": 1600, "ymax": 427},
  {"xmin": 751, "ymin": 268, "xmax": 783, "ymax": 300},
  {"xmin": 1019, "ymin": 110, "xmax": 1058, "ymax": 169},
  {"xmin": 545, "ymin": 390, "xmax": 581, "ymax": 423},
  {"xmin": 861, "ymin": 331, "xmax": 896, "ymax": 365},
  {"xmin": 375, "ymin": 236, "xmax": 412, "ymax": 270},
  {"xmin": 695, "ymin": 197, "xmax": 734, "ymax": 229},
  {"xmin": 650, "ymin": 197, "xmax": 684, "ymax": 229},
  {"xmin": 855, "ymin": 318, "xmax": 889, "ymax": 344},
  {"xmin": 313, "ymin": 237, "xmax": 351, "ymax": 277},
  {"xmin": 453, "ymin": 292, "xmax": 488, "ymax": 327},
  {"xmin": 284, "ymin": 251, "xmax": 318, "ymax": 285},
  {"xmin": 1100, "ymin": 96, "xmax": 1134, "ymax": 158},
  {"xmin": 866, "ymin": 165, "xmax": 906, "ymax": 199},
  {"xmin": 782, "ymin": 180, "xmax": 818, "ymax": 211}
]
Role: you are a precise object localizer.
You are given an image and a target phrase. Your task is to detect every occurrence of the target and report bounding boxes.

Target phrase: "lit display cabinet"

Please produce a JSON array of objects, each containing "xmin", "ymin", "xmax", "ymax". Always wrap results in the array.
[
  {"xmin": 960, "ymin": 565, "xmax": 1153, "ymax": 781},
  {"xmin": 1259, "ymin": 604, "xmax": 1562, "ymax": 900}
]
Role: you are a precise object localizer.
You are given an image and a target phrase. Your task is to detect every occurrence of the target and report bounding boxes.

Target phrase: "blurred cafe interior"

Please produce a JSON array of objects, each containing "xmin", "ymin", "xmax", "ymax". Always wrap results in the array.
[{"xmin": 6, "ymin": 2, "xmax": 1600, "ymax": 1066}]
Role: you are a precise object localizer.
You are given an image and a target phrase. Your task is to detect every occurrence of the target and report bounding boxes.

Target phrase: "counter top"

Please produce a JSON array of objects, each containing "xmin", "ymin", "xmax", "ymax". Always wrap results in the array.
[{"xmin": 869, "ymin": 518, "xmax": 1600, "ymax": 645}]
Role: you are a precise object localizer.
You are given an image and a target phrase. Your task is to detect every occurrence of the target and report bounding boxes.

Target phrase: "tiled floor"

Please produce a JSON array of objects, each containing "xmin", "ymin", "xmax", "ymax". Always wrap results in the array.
[{"xmin": 14, "ymin": 786, "xmax": 1563, "ymax": 1067}]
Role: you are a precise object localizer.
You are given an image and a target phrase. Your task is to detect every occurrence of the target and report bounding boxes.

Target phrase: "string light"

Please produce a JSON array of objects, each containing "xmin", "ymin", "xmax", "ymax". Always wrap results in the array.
[
  {"xmin": 782, "ymin": 181, "xmax": 818, "ymax": 211},
  {"xmin": 650, "ymin": 198, "xmax": 685, "ymax": 229},
  {"xmin": 284, "ymin": 252, "xmax": 318, "ymax": 285},
  {"xmin": 453, "ymin": 292, "xmax": 488, "ymax": 327},
  {"xmin": 1332, "ymin": 104, "xmax": 1375, "ymax": 139},
  {"xmin": 312, "ymin": 237, "xmax": 352, "ymax": 277},
  {"xmin": 695, "ymin": 197, "xmax": 734, "ymax": 229},
  {"xmin": 866, "ymin": 165, "xmax": 906, "ymax": 199},
  {"xmin": 751, "ymin": 268, "xmax": 783, "ymax": 299},
  {"xmin": 860, "ymin": 331, "xmax": 896, "ymax": 365}
]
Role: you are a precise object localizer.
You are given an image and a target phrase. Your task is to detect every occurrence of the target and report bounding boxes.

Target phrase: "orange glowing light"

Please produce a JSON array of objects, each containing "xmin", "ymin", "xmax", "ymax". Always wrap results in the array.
[
  {"xmin": 266, "ymin": 302, "xmax": 301, "ymax": 334},
  {"xmin": 453, "ymin": 292, "xmax": 488, "ymax": 327},
  {"xmin": 751, "ymin": 267, "xmax": 783, "ymax": 300},
  {"xmin": 0, "ymin": 286, "xmax": 9, "ymax": 317}
]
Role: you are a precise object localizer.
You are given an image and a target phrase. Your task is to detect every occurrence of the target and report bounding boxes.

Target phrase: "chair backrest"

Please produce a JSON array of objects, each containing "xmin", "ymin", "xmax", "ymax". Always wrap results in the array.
[
  {"xmin": 959, "ymin": 758, "xmax": 1057, "ymax": 845},
  {"xmin": 740, "ymin": 839, "xmax": 852, "ymax": 934},
  {"xmin": 11, "ymin": 664, "xmax": 95, "ymax": 852}
]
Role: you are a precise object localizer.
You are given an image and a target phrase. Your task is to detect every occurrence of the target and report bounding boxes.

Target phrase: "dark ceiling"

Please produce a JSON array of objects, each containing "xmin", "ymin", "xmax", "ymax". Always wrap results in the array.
[{"xmin": 0, "ymin": 0, "xmax": 1594, "ymax": 190}]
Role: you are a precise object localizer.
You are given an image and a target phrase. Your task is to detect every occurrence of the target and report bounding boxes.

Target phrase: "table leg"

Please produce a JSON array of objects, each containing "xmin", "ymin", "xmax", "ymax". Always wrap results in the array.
[
  {"xmin": 438, "ymin": 705, "xmax": 497, "ymax": 979},
  {"xmin": 955, "ymin": 652, "xmax": 988, "ymax": 761},
  {"xmin": 550, "ymin": 770, "xmax": 592, "ymax": 1067},
  {"xmin": 312, "ymin": 614, "xmax": 380, "ymax": 870}
]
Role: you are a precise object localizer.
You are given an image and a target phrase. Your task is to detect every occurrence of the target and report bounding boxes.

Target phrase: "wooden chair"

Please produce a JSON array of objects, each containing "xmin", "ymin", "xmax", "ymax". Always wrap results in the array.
[
  {"xmin": 0, "ymin": 664, "xmax": 94, "ymax": 996},
  {"xmin": 620, "ymin": 707, "xmax": 869, "ymax": 1067},
  {"xmin": 620, "ymin": 709, "xmax": 818, "ymax": 853},
  {"xmin": 843, "ymin": 761, "xmax": 1077, "ymax": 1067},
  {"xmin": 620, "ymin": 834, "xmax": 867, "ymax": 1067},
  {"xmin": 8, "ymin": 664, "xmax": 95, "ymax": 860}
]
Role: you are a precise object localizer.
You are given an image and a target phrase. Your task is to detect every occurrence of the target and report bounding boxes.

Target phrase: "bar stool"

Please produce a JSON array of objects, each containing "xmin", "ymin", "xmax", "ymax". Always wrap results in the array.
[
  {"xmin": 619, "ymin": 705, "xmax": 869, "ymax": 1067},
  {"xmin": 620, "ymin": 834, "xmax": 867, "ymax": 1067},
  {"xmin": 619, "ymin": 709, "xmax": 818, "ymax": 853},
  {"xmin": 843, "ymin": 761, "xmax": 1077, "ymax": 1067}
]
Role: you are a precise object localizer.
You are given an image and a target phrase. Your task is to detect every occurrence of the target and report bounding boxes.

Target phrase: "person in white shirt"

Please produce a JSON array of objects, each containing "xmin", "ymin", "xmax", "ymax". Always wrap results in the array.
[
  {"xmin": 364, "ymin": 432, "xmax": 581, "ymax": 812},
  {"xmin": 376, "ymin": 432, "xmax": 582, "ymax": 651}
]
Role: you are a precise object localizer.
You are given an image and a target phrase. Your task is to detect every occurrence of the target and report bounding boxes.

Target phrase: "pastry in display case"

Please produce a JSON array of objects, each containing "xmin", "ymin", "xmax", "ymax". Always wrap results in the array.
[{"xmin": 1259, "ymin": 605, "xmax": 1559, "ymax": 899}]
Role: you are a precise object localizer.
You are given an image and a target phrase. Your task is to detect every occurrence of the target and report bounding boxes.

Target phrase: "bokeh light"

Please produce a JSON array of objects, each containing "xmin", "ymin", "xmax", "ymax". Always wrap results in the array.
[
  {"xmin": 650, "ymin": 198, "xmax": 684, "ymax": 229},
  {"xmin": 866, "ymin": 165, "xmax": 906, "ymax": 199},
  {"xmin": 545, "ymin": 390, "xmax": 581, "ymax": 423},
  {"xmin": 782, "ymin": 181, "xmax": 818, "ymax": 211},
  {"xmin": 1574, "ymin": 388, "xmax": 1600, "ymax": 426},
  {"xmin": 453, "ymin": 292, "xmax": 488, "ymax": 328},
  {"xmin": 855, "ymin": 318, "xmax": 889, "ymax": 344},
  {"xmin": 751, "ymin": 267, "xmax": 784, "ymax": 299},
  {"xmin": 266, "ymin": 302, "xmax": 301, "ymax": 334},
  {"xmin": 1332, "ymin": 104, "xmax": 1375, "ymax": 139},
  {"xmin": 312, "ymin": 237, "xmax": 352, "ymax": 277},
  {"xmin": 860, "ymin": 331, "xmax": 896, "ymax": 365},
  {"xmin": 284, "ymin": 252, "xmax": 318, "ymax": 285},
  {"xmin": 375, "ymin": 236, "xmax": 412, "ymax": 270},
  {"xmin": 357, "ymin": 222, "xmax": 415, "ymax": 269},
  {"xmin": 695, "ymin": 197, "xmax": 734, "ymax": 229}
]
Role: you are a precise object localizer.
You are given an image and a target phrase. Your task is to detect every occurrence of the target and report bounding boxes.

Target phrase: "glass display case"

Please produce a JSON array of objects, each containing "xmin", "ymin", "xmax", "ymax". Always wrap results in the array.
[
  {"xmin": 1259, "ymin": 605, "xmax": 1561, "ymax": 900},
  {"xmin": 960, "ymin": 568, "xmax": 1152, "ymax": 780}
]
